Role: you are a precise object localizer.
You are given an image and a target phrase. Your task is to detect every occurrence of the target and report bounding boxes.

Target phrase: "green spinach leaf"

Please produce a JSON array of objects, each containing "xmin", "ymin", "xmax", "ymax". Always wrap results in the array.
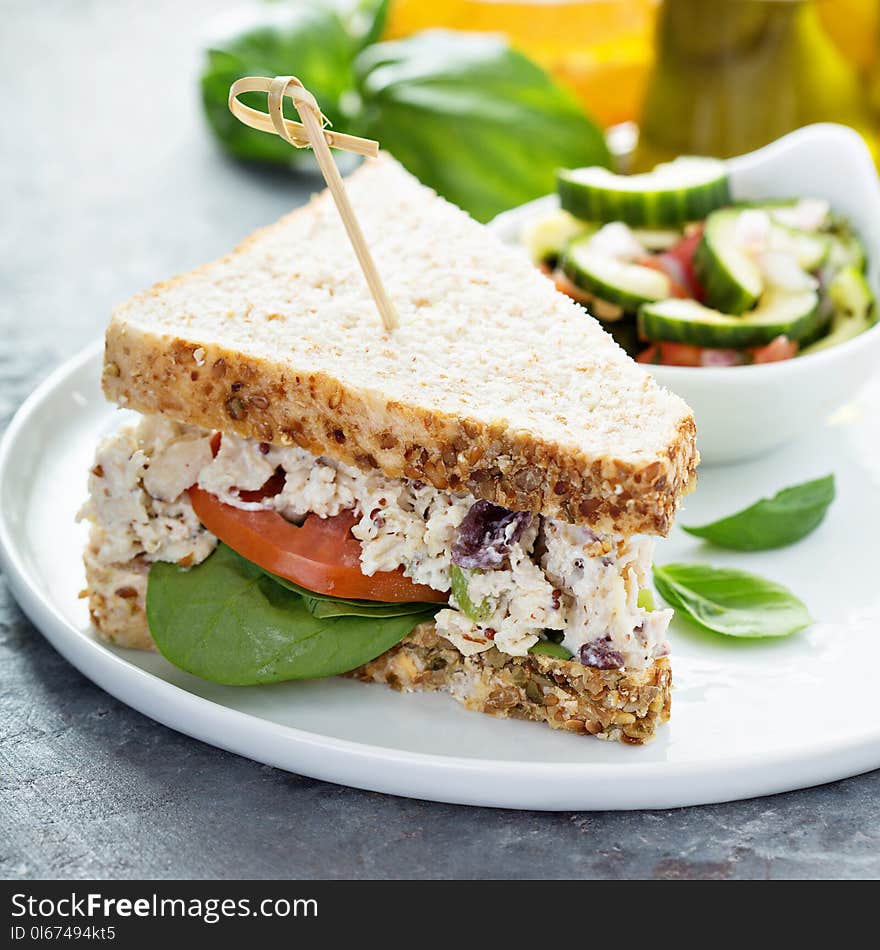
[
  {"xmin": 653, "ymin": 563, "xmax": 811, "ymax": 639},
  {"xmin": 682, "ymin": 475, "xmax": 835, "ymax": 551},
  {"xmin": 267, "ymin": 571, "xmax": 442, "ymax": 617},
  {"xmin": 147, "ymin": 544, "xmax": 434, "ymax": 684},
  {"xmin": 354, "ymin": 30, "xmax": 610, "ymax": 222}
]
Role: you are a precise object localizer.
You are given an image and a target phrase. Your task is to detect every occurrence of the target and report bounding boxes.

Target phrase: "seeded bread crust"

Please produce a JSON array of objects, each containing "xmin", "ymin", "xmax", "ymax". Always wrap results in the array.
[
  {"xmin": 101, "ymin": 155, "xmax": 697, "ymax": 538},
  {"xmin": 83, "ymin": 559, "xmax": 669, "ymax": 743},
  {"xmin": 103, "ymin": 334, "xmax": 696, "ymax": 537},
  {"xmin": 351, "ymin": 624, "xmax": 671, "ymax": 744},
  {"xmin": 83, "ymin": 543, "xmax": 152, "ymax": 651}
]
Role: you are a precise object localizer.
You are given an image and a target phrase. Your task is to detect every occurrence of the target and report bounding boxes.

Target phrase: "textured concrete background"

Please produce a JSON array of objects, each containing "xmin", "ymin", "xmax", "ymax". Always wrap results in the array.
[{"xmin": 2, "ymin": 0, "xmax": 879, "ymax": 880}]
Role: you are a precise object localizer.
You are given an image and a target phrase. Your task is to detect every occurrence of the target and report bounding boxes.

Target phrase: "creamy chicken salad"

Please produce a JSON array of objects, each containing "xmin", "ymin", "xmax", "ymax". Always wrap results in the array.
[{"xmin": 80, "ymin": 415, "xmax": 671, "ymax": 671}]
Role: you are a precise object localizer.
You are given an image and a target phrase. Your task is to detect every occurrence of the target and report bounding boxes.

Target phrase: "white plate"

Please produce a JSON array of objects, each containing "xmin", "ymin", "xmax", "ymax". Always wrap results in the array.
[{"xmin": 2, "ymin": 343, "xmax": 880, "ymax": 810}]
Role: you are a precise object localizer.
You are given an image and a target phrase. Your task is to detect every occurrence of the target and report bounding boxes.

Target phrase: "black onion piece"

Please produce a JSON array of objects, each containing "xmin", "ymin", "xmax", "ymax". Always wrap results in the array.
[{"xmin": 451, "ymin": 500, "xmax": 531, "ymax": 570}]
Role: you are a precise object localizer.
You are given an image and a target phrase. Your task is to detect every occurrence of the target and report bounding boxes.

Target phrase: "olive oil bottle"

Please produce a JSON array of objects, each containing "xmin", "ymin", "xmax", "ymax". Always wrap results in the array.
[{"xmin": 635, "ymin": 0, "xmax": 879, "ymax": 169}]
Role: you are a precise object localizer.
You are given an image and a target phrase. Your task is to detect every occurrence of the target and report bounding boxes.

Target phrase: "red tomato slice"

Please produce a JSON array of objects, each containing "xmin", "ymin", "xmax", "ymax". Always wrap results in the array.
[
  {"xmin": 751, "ymin": 335, "xmax": 799, "ymax": 363},
  {"xmin": 663, "ymin": 227, "xmax": 705, "ymax": 300},
  {"xmin": 189, "ymin": 487, "xmax": 448, "ymax": 603},
  {"xmin": 636, "ymin": 257, "xmax": 690, "ymax": 298},
  {"xmin": 652, "ymin": 342, "xmax": 705, "ymax": 366}
]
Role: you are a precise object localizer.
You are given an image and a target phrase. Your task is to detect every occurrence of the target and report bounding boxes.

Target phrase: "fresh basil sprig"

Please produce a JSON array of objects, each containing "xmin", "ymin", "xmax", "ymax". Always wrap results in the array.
[
  {"xmin": 653, "ymin": 563, "xmax": 811, "ymax": 639},
  {"xmin": 147, "ymin": 544, "xmax": 437, "ymax": 684},
  {"xmin": 200, "ymin": 7, "xmax": 609, "ymax": 222},
  {"xmin": 354, "ymin": 31, "xmax": 610, "ymax": 222},
  {"xmin": 682, "ymin": 475, "xmax": 835, "ymax": 551}
]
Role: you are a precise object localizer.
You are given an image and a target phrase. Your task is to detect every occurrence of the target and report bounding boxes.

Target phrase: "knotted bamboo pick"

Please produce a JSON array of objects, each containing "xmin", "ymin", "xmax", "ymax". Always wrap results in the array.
[{"xmin": 228, "ymin": 76, "xmax": 398, "ymax": 333}]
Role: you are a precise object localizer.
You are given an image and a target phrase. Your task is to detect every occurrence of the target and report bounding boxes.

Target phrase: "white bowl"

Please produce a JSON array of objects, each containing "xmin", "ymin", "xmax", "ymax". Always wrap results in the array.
[{"xmin": 489, "ymin": 124, "xmax": 880, "ymax": 465}]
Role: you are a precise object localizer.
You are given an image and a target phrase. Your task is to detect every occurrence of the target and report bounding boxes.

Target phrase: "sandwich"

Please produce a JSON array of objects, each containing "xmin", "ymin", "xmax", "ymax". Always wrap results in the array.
[{"xmin": 79, "ymin": 155, "xmax": 698, "ymax": 744}]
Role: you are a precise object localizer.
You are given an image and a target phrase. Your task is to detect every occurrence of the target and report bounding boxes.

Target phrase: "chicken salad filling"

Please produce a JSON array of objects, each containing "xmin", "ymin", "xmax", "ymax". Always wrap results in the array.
[{"xmin": 80, "ymin": 414, "xmax": 671, "ymax": 670}]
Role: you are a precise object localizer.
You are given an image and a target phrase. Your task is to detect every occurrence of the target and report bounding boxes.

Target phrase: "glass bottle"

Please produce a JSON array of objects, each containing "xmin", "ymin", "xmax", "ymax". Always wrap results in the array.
[{"xmin": 634, "ymin": 0, "xmax": 879, "ymax": 170}]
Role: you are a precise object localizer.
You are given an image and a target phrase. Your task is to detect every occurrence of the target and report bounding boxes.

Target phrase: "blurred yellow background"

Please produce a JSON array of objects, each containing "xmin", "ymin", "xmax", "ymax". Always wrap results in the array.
[
  {"xmin": 386, "ymin": 0, "xmax": 660, "ymax": 128},
  {"xmin": 386, "ymin": 0, "xmax": 879, "ymax": 163}
]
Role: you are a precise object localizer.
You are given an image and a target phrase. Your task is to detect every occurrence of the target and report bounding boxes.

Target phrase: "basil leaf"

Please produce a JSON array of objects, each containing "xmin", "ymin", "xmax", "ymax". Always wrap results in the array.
[
  {"xmin": 345, "ymin": 0, "xmax": 390, "ymax": 50},
  {"xmin": 200, "ymin": 3, "xmax": 357, "ymax": 166},
  {"xmin": 529, "ymin": 641, "xmax": 573, "ymax": 660},
  {"xmin": 682, "ymin": 475, "xmax": 835, "ymax": 551},
  {"xmin": 267, "ymin": 571, "xmax": 442, "ymax": 617},
  {"xmin": 653, "ymin": 563, "xmax": 811, "ymax": 639},
  {"xmin": 354, "ymin": 31, "xmax": 610, "ymax": 222},
  {"xmin": 146, "ymin": 544, "xmax": 432, "ymax": 684}
]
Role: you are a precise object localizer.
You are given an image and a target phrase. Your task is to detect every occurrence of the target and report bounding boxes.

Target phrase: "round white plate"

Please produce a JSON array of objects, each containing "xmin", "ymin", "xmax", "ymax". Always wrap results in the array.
[{"xmin": 2, "ymin": 343, "xmax": 880, "ymax": 810}]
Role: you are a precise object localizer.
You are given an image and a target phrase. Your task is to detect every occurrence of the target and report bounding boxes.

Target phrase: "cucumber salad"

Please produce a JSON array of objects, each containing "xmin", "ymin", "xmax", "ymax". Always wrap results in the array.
[{"xmin": 523, "ymin": 157, "xmax": 876, "ymax": 366}]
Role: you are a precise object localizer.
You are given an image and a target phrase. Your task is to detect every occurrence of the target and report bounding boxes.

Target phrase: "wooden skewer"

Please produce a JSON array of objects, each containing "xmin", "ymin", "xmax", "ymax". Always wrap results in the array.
[{"xmin": 228, "ymin": 75, "xmax": 398, "ymax": 333}]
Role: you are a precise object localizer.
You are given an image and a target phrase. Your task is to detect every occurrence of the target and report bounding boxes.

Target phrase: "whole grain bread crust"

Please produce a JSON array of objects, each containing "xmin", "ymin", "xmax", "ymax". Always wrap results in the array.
[
  {"xmin": 103, "ymin": 328, "xmax": 697, "ymax": 537},
  {"xmin": 351, "ymin": 623, "xmax": 671, "ymax": 744},
  {"xmin": 83, "ymin": 543, "xmax": 152, "ymax": 651}
]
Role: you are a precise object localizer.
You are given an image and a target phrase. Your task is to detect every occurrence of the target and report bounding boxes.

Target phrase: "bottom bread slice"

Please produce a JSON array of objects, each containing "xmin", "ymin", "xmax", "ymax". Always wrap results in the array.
[
  {"xmin": 351, "ymin": 623, "xmax": 670, "ymax": 744},
  {"xmin": 84, "ymin": 554, "xmax": 671, "ymax": 744}
]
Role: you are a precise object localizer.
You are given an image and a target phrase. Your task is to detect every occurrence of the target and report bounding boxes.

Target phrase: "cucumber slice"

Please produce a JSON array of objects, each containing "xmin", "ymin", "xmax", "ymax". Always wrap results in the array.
[
  {"xmin": 695, "ymin": 209, "xmax": 764, "ymax": 314},
  {"xmin": 521, "ymin": 209, "xmax": 591, "ymax": 265},
  {"xmin": 826, "ymin": 230, "xmax": 867, "ymax": 274},
  {"xmin": 802, "ymin": 266, "xmax": 876, "ymax": 354},
  {"xmin": 557, "ymin": 157, "xmax": 730, "ymax": 228},
  {"xmin": 638, "ymin": 289, "xmax": 820, "ymax": 348},
  {"xmin": 739, "ymin": 199, "xmax": 830, "ymax": 233},
  {"xmin": 632, "ymin": 228, "xmax": 683, "ymax": 251},
  {"xmin": 561, "ymin": 238, "xmax": 671, "ymax": 311}
]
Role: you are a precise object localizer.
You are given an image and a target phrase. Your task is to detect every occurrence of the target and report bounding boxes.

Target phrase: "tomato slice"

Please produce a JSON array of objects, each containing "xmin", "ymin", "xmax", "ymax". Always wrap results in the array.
[
  {"xmin": 751, "ymin": 335, "xmax": 799, "ymax": 363},
  {"xmin": 663, "ymin": 227, "xmax": 705, "ymax": 300},
  {"xmin": 635, "ymin": 257, "xmax": 691, "ymax": 298},
  {"xmin": 189, "ymin": 487, "xmax": 448, "ymax": 603},
  {"xmin": 647, "ymin": 341, "xmax": 705, "ymax": 366}
]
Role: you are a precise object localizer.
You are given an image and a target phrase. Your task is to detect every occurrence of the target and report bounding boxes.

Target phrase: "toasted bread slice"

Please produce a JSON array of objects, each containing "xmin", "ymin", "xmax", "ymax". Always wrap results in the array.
[{"xmin": 103, "ymin": 155, "xmax": 696, "ymax": 536}]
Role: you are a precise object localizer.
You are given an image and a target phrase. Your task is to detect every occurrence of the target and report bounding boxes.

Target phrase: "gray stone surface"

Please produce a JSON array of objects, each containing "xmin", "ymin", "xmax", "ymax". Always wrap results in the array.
[{"xmin": 2, "ymin": 0, "xmax": 878, "ymax": 881}]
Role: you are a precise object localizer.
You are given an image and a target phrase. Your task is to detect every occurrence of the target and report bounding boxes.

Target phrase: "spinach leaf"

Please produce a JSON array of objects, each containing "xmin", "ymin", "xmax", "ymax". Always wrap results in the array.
[
  {"xmin": 200, "ymin": 3, "xmax": 357, "ymax": 166},
  {"xmin": 146, "ymin": 544, "xmax": 434, "ymax": 684},
  {"xmin": 682, "ymin": 475, "xmax": 835, "ymax": 551},
  {"xmin": 653, "ymin": 563, "xmax": 811, "ymax": 639},
  {"xmin": 267, "ymin": 571, "xmax": 442, "ymax": 617},
  {"xmin": 354, "ymin": 31, "xmax": 610, "ymax": 222},
  {"xmin": 303, "ymin": 597, "xmax": 435, "ymax": 619}
]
